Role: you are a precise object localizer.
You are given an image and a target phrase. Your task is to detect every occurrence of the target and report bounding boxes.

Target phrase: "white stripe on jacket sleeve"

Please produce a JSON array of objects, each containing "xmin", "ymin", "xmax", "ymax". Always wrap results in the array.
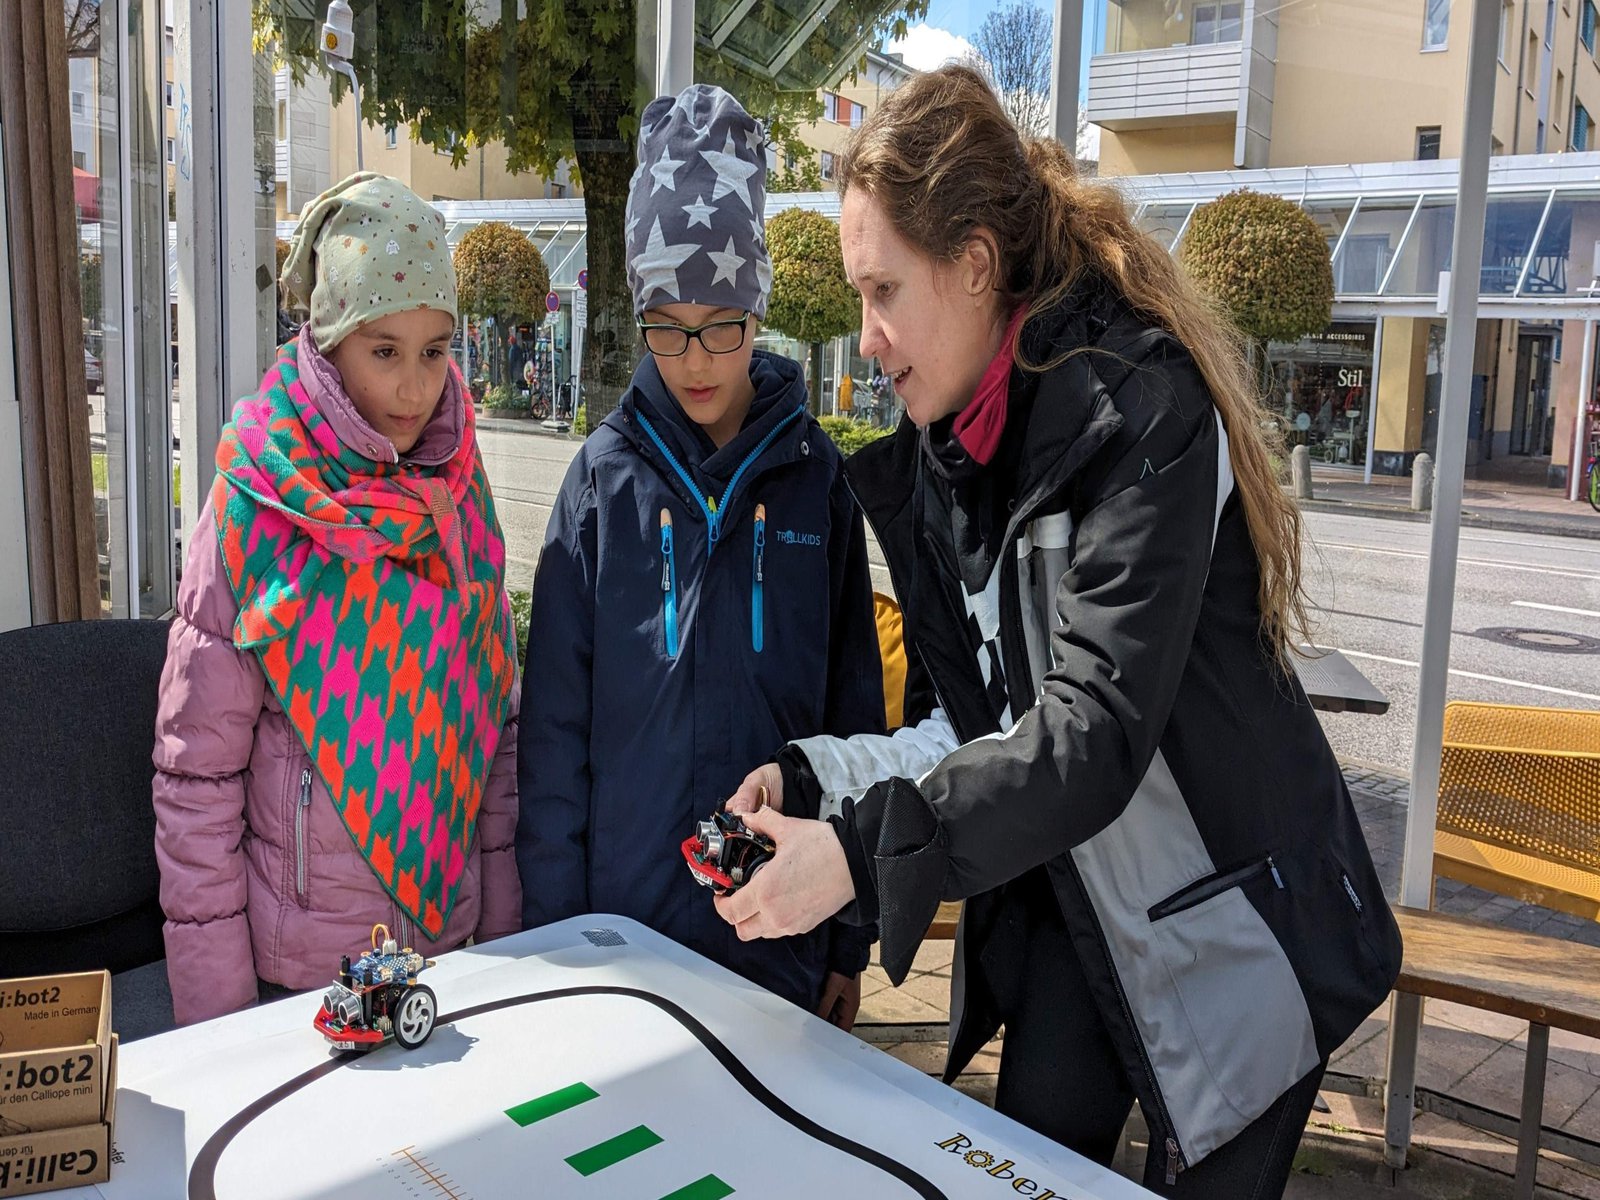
[{"xmin": 789, "ymin": 708, "xmax": 963, "ymax": 820}]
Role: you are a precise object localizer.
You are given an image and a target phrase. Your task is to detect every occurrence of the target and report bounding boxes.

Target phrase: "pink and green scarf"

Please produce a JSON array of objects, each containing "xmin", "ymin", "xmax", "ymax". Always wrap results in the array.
[{"xmin": 213, "ymin": 338, "xmax": 516, "ymax": 939}]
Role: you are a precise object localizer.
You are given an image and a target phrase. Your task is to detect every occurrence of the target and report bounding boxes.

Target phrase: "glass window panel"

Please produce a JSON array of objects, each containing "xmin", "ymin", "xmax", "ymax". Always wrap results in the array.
[
  {"xmin": 69, "ymin": 6, "xmax": 123, "ymax": 615},
  {"xmin": 1219, "ymin": 2, "xmax": 1243, "ymax": 41},
  {"xmin": 1424, "ymin": 0, "xmax": 1451, "ymax": 48},
  {"xmin": 1135, "ymin": 202, "xmax": 1195, "ymax": 251},
  {"xmin": 1480, "ymin": 193, "xmax": 1551, "ymax": 293},
  {"xmin": 1302, "ymin": 199, "xmax": 1358, "ymax": 255},
  {"xmin": 1520, "ymin": 191, "xmax": 1600, "ymax": 296},
  {"xmin": 1384, "ymin": 196, "xmax": 1456, "ymax": 296},
  {"xmin": 1332, "ymin": 197, "xmax": 1419, "ymax": 294}
]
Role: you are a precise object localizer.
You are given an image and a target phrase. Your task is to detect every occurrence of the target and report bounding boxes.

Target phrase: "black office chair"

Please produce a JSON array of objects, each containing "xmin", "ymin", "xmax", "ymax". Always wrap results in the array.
[{"xmin": 0, "ymin": 617, "xmax": 175, "ymax": 1038}]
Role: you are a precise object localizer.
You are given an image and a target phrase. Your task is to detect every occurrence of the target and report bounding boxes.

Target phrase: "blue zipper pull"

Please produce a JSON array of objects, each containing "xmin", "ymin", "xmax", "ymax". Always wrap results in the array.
[
  {"xmin": 660, "ymin": 508, "xmax": 679, "ymax": 658},
  {"xmin": 752, "ymin": 503, "xmax": 766, "ymax": 653},
  {"xmin": 707, "ymin": 495, "xmax": 720, "ymax": 547}
]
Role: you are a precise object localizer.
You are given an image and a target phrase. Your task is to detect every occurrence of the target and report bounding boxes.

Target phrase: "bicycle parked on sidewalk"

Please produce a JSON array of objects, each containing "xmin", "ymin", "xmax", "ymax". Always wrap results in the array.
[{"xmin": 1586, "ymin": 422, "xmax": 1600, "ymax": 512}]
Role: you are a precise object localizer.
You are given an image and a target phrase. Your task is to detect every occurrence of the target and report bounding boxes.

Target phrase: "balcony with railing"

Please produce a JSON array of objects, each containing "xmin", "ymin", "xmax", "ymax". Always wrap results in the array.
[{"xmin": 1087, "ymin": 0, "xmax": 1246, "ymax": 130}]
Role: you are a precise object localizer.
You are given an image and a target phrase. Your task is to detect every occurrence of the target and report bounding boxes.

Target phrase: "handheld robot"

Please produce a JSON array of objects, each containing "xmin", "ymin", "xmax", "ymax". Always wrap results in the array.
[{"xmin": 682, "ymin": 810, "xmax": 776, "ymax": 896}]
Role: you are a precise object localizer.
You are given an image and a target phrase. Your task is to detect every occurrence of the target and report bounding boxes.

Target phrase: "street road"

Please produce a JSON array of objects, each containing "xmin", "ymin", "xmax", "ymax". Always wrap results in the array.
[{"xmin": 480, "ymin": 425, "xmax": 1600, "ymax": 774}]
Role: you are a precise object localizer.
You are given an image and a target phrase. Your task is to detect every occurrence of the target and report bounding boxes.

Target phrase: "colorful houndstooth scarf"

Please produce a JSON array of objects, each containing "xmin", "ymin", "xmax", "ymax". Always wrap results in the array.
[{"xmin": 213, "ymin": 338, "xmax": 516, "ymax": 939}]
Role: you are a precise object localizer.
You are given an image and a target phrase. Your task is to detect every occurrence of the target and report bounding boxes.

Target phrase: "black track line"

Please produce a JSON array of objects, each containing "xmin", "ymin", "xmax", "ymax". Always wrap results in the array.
[{"xmin": 188, "ymin": 985, "xmax": 949, "ymax": 1200}]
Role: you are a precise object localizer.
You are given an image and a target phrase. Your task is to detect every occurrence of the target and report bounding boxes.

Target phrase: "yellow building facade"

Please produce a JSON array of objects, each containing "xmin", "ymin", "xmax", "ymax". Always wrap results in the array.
[{"xmin": 1090, "ymin": 0, "xmax": 1600, "ymax": 493}]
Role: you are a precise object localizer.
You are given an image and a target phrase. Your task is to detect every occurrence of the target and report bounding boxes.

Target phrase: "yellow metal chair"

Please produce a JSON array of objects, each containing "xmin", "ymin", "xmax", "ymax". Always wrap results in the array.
[{"xmin": 1435, "ymin": 701, "xmax": 1600, "ymax": 920}]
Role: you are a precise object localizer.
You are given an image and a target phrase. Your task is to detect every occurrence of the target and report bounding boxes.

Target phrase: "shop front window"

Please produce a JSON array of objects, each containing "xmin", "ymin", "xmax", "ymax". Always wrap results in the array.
[{"xmin": 1268, "ymin": 323, "xmax": 1377, "ymax": 468}]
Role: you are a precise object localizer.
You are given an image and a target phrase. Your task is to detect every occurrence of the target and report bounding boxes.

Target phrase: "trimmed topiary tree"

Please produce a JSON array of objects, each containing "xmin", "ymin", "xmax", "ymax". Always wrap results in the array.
[
  {"xmin": 454, "ymin": 221, "xmax": 550, "ymax": 391},
  {"xmin": 1179, "ymin": 188, "xmax": 1333, "ymax": 390},
  {"xmin": 765, "ymin": 207, "xmax": 858, "ymax": 414}
]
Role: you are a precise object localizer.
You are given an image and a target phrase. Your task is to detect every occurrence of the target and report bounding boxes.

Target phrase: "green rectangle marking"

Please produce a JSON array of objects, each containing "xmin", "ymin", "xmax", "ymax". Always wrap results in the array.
[
  {"xmin": 505, "ymin": 1082, "xmax": 598, "ymax": 1127},
  {"xmin": 565, "ymin": 1125, "xmax": 663, "ymax": 1176},
  {"xmin": 659, "ymin": 1175, "xmax": 735, "ymax": 1200}
]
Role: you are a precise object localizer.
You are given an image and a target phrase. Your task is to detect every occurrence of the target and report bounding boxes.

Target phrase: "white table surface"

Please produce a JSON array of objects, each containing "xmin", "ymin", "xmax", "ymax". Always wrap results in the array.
[{"xmin": 52, "ymin": 916, "xmax": 1153, "ymax": 1200}]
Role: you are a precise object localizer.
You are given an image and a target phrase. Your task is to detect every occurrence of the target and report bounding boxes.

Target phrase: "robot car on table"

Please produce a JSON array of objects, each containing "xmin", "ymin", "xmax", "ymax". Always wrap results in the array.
[{"xmin": 313, "ymin": 924, "xmax": 438, "ymax": 1052}]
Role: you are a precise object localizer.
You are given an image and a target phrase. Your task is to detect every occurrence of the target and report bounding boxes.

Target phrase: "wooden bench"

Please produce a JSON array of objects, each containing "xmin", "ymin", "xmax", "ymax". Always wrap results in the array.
[
  {"xmin": 1387, "ymin": 906, "xmax": 1600, "ymax": 1198},
  {"xmin": 1435, "ymin": 701, "xmax": 1600, "ymax": 920}
]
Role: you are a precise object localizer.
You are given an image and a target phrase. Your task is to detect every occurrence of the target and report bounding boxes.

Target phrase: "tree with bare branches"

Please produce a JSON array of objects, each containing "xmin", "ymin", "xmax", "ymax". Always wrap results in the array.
[
  {"xmin": 65, "ymin": 0, "xmax": 99, "ymax": 57},
  {"xmin": 968, "ymin": 1, "xmax": 1051, "ymax": 138}
]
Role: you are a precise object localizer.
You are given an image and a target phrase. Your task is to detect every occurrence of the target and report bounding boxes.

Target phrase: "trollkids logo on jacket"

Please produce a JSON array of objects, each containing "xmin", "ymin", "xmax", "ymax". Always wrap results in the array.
[{"xmin": 775, "ymin": 528, "xmax": 822, "ymax": 547}]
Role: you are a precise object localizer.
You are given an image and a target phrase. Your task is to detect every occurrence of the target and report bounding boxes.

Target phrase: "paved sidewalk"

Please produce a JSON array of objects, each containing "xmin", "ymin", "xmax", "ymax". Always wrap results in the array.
[
  {"xmin": 858, "ymin": 761, "xmax": 1600, "ymax": 1197},
  {"xmin": 1297, "ymin": 466, "xmax": 1600, "ymax": 541}
]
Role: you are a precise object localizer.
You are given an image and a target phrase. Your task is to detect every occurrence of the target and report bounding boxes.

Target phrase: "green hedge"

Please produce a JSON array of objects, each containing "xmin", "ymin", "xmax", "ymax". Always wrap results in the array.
[{"xmin": 818, "ymin": 415, "xmax": 893, "ymax": 456}]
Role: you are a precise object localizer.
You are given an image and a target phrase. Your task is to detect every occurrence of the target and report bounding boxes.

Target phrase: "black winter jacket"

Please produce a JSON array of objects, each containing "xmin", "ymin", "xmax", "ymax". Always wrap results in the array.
[
  {"xmin": 516, "ymin": 351, "xmax": 886, "ymax": 1010},
  {"xmin": 781, "ymin": 293, "xmax": 1403, "ymax": 1170}
]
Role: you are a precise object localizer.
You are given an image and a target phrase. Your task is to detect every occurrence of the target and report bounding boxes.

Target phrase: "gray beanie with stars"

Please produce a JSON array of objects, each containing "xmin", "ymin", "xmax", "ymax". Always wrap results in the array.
[{"xmin": 625, "ymin": 85, "xmax": 772, "ymax": 319}]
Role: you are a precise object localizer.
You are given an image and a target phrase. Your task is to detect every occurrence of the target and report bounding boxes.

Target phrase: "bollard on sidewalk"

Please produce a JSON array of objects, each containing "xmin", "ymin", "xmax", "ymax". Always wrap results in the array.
[
  {"xmin": 1411, "ymin": 453, "xmax": 1434, "ymax": 512},
  {"xmin": 1291, "ymin": 445, "xmax": 1313, "ymax": 500}
]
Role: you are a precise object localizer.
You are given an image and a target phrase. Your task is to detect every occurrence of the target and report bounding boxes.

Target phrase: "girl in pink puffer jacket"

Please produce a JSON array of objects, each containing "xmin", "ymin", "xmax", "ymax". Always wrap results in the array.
[{"xmin": 153, "ymin": 174, "xmax": 521, "ymax": 1026}]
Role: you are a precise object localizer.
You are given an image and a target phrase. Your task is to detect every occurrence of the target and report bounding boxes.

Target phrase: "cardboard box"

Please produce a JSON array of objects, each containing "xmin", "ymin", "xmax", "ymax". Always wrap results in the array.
[
  {"xmin": 0, "ymin": 973, "xmax": 112, "ymax": 1135},
  {"xmin": 0, "ymin": 1042, "xmax": 115, "ymax": 1197}
]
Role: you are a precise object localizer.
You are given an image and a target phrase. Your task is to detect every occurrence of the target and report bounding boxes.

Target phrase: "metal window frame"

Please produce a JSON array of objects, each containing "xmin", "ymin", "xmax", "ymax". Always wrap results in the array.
[
  {"xmin": 1514, "ymin": 186, "xmax": 1558, "ymax": 295},
  {"xmin": 1378, "ymin": 192, "xmax": 1431, "ymax": 294},
  {"xmin": 173, "ymin": 0, "xmax": 270, "ymax": 551},
  {"xmin": 0, "ymin": 117, "xmax": 30, "ymax": 630},
  {"xmin": 1169, "ymin": 201, "xmax": 1199, "ymax": 251},
  {"xmin": 115, "ymin": 0, "xmax": 142, "ymax": 618},
  {"xmin": 1328, "ymin": 194, "xmax": 1365, "ymax": 282},
  {"xmin": 550, "ymin": 231, "xmax": 589, "ymax": 284},
  {"xmin": 766, "ymin": 0, "xmax": 848, "ymax": 79}
]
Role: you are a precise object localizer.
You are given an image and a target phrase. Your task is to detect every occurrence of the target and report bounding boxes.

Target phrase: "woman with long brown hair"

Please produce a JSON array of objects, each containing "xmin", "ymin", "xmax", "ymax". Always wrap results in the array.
[{"xmin": 713, "ymin": 65, "xmax": 1401, "ymax": 1196}]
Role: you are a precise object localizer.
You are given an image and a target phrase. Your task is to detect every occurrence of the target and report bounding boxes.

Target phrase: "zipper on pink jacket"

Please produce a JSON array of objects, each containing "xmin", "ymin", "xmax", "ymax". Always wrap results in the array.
[{"xmin": 294, "ymin": 768, "xmax": 312, "ymax": 902}]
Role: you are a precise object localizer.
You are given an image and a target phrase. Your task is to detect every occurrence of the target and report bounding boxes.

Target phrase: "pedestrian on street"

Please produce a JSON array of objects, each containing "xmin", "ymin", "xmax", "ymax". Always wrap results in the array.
[{"xmin": 714, "ymin": 64, "xmax": 1402, "ymax": 1198}]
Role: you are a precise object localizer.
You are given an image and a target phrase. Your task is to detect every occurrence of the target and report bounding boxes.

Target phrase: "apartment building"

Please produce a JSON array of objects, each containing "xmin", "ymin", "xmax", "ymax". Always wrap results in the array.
[{"xmin": 1088, "ymin": 0, "xmax": 1600, "ymax": 494}]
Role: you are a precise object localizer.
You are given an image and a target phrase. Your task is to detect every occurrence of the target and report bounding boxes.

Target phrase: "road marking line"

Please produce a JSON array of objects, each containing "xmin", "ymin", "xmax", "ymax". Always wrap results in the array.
[
  {"xmin": 1334, "ymin": 648, "xmax": 1600, "ymax": 703},
  {"xmin": 1512, "ymin": 600, "xmax": 1600, "ymax": 620},
  {"xmin": 1314, "ymin": 542, "xmax": 1600, "ymax": 581}
]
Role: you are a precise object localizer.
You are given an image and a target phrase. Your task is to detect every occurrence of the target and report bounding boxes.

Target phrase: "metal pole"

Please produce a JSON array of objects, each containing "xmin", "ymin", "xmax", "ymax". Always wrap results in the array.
[
  {"xmin": 0, "ymin": 119, "xmax": 30, "ymax": 630},
  {"xmin": 1569, "ymin": 319, "xmax": 1594, "ymax": 502},
  {"xmin": 1365, "ymin": 317, "xmax": 1384, "ymax": 485},
  {"xmin": 1384, "ymin": 0, "xmax": 1501, "ymax": 1171},
  {"xmin": 332, "ymin": 62, "xmax": 363, "ymax": 171},
  {"xmin": 657, "ymin": 0, "xmax": 695, "ymax": 97},
  {"xmin": 1049, "ymin": 0, "xmax": 1084, "ymax": 149}
]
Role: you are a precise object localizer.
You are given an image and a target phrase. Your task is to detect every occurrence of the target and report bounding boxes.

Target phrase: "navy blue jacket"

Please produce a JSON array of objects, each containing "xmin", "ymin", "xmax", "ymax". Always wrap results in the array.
[{"xmin": 516, "ymin": 351, "xmax": 885, "ymax": 1009}]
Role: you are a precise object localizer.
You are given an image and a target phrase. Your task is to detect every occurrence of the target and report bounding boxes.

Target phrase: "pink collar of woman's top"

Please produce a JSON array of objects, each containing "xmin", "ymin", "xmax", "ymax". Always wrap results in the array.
[{"xmin": 951, "ymin": 306, "xmax": 1028, "ymax": 466}]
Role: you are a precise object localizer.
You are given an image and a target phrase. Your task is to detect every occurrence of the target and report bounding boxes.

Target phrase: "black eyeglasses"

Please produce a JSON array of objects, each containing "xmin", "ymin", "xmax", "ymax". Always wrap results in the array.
[{"xmin": 638, "ymin": 314, "xmax": 750, "ymax": 357}]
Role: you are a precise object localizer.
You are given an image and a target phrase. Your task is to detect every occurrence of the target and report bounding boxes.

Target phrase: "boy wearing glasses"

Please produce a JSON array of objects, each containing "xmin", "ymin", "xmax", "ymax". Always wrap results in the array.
[{"xmin": 516, "ymin": 86, "xmax": 884, "ymax": 1025}]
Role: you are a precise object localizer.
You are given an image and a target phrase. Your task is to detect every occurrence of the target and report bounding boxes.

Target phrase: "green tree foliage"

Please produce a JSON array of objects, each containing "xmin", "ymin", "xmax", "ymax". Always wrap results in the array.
[
  {"xmin": 79, "ymin": 254, "xmax": 102, "ymax": 321},
  {"xmin": 454, "ymin": 221, "xmax": 549, "ymax": 388},
  {"xmin": 766, "ymin": 207, "xmax": 857, "ymax": 409},
  {"xmin": 252, "ymin": 0, "xmax": 924, "ymax": 426},
  {"xmin": 818, "ymin": 414, "xmax": 891, "ymax": 455},
  {"xmin": 1180, "ymin": 188, "xmax": 1333, "ymax": 347}
]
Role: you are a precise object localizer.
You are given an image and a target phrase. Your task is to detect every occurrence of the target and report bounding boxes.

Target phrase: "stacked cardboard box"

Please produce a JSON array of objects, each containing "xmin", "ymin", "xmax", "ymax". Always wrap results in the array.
[{"xmin": 0, "ymin": 973, "xmax": 117, "ymax": 1197}]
